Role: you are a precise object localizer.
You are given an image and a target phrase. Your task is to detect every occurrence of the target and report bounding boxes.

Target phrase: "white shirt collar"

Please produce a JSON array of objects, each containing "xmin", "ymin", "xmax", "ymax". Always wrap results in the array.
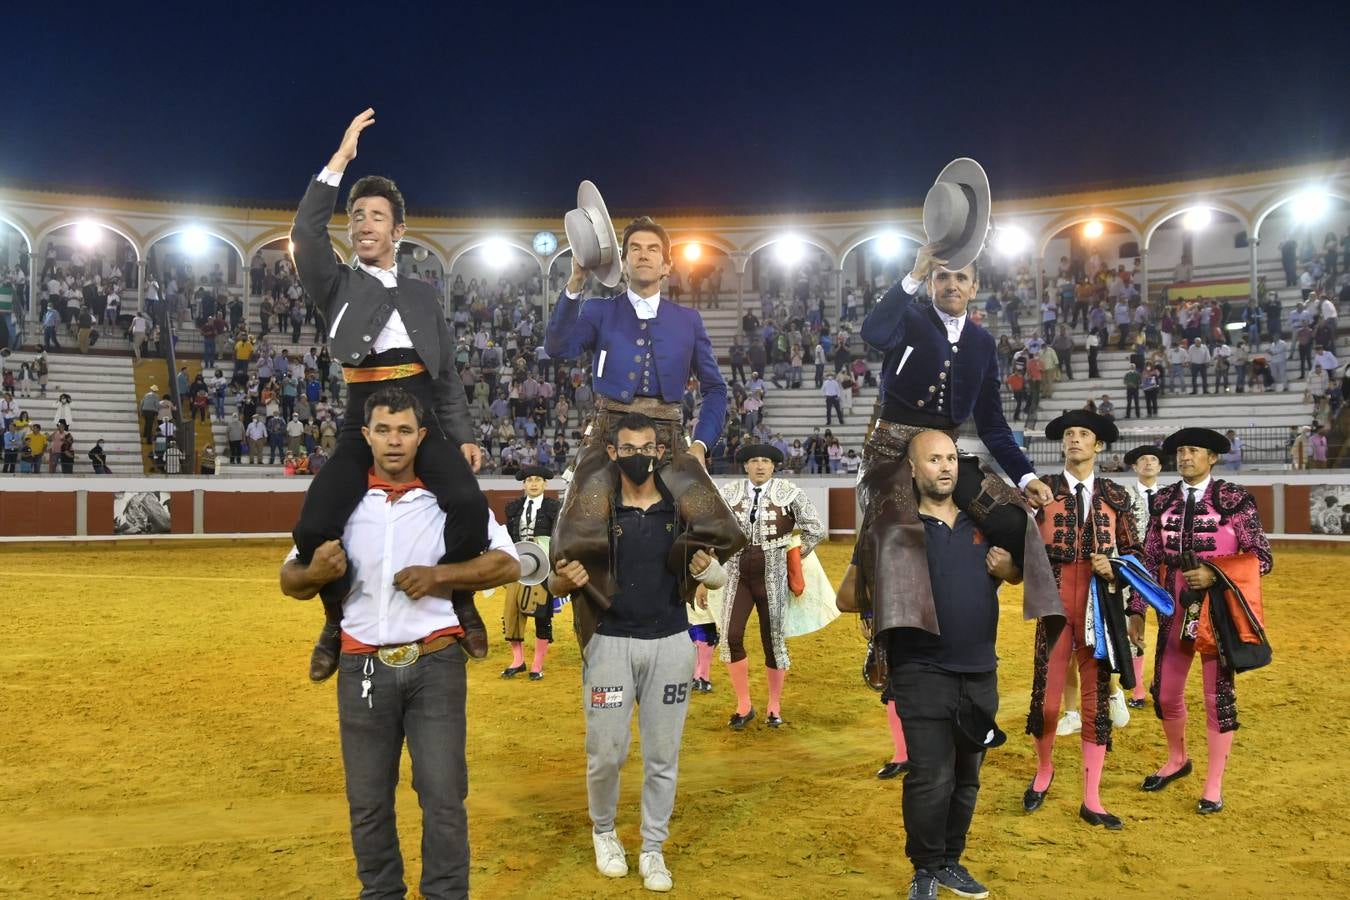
[
  {"xmin": 357, "ymin": 259, "xmax": 398, "ymax": 287},
  {"xmin": 627, "ymin": 288, "xmax": 661, "ymax": 319},
  {"xmin": 748, "ymin": 478, "xmax": 771, "ymax": 496},
  {"xmin": 1136, "ymin": 479, "xmax": 1159, "ymax": 497},
  {"xmin": 1180, "ymin": 475, "xmax": 1211, "ymax": 498},
  {"xmin": 1062, "ymin": 468, "xmax": 1095, "ymax": 495},
  {"xmin": 935, "ymin": 307, "xmax": 967, "ymax": 340}
]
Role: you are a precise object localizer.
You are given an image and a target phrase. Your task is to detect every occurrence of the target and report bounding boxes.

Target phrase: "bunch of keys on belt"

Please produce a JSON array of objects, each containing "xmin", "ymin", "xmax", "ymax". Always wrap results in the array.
[{"xmin": 361, "ymin": 656, "xmax": 375, "ymax": 709}]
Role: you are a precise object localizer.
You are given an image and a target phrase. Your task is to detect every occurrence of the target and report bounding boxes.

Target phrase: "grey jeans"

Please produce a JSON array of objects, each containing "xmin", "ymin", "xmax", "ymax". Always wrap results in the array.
[
  {"xmin": 337, "ymin": 644, "xmax": 469, "ymax": 900},
  {"xmin": 583, "ymin": 632, "xmax": 696, "ymax": 851}
]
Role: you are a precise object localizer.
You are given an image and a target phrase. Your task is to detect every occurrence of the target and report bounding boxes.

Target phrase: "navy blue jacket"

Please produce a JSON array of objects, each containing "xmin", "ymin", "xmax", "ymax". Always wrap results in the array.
[
  {"xmin": 545, "ymin": 290, "xmax": 727, "ymax": 449},
  {"xmin": 861, "ymin": 282, "xmax": 1034, "ymax": 484}
]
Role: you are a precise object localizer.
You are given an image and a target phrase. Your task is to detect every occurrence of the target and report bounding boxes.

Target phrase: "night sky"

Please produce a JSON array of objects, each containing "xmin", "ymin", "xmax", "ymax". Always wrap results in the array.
[{"xmin": 6, "ymin": 1, "xmax": 1348, "ymax": 215}]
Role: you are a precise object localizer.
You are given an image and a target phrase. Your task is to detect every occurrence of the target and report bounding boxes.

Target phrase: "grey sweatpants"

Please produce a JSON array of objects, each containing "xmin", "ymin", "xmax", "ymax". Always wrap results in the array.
[{"xmin": 583, "ymin": 631, "xmax": 696, "ymax": 852}]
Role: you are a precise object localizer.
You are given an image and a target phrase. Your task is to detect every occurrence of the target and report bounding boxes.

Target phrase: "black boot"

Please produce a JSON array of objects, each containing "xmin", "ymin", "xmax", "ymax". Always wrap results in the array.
[
  {"xmin": 308, "ymin": 572, "xmax": 351, "ymax": 682},
  {"xmin": 452, "ymin": 592, "xmax": 489, "ymax": 659}
]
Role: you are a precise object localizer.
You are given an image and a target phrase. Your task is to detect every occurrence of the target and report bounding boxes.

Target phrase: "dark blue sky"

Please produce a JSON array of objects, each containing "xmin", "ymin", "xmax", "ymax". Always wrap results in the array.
[{"xmin": 5, "ymin": 1, "xmax": 1348, "ymax": 215}]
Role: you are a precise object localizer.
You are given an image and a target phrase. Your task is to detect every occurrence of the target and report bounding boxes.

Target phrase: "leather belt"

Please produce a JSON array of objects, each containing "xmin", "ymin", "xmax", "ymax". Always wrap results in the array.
[
  {"xmin": 595, "ymin": 395, "xmax": 682, "ymax": 422},
  {"xmin": 344, "ymin": 362, "xmax": 428, "ymax": 384},
  {"xmin": 368, "ymin": 632, "xmax": 459, "ymax": 667}
]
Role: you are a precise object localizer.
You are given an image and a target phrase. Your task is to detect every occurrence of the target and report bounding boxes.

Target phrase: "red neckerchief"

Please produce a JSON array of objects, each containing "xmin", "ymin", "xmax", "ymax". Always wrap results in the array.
[{"xmin": 367, "ymin": 469, "xmax": 427, "ymax": 504}]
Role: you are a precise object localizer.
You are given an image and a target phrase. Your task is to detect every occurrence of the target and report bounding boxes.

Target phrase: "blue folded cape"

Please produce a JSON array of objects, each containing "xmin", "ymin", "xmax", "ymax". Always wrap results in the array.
[{"xmin": 1109, "ymin": 554, "xmax": 1175, "ymax": 616}]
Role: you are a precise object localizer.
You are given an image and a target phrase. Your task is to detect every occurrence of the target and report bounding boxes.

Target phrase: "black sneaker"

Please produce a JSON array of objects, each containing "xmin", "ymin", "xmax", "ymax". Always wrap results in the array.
[
  {"xmin": 908, "ymin": 870, "xmax": 939, "ymax": 900},
  {"xmin": 936, "ymin": 863, "xmax": 989, "ymax": 898}
]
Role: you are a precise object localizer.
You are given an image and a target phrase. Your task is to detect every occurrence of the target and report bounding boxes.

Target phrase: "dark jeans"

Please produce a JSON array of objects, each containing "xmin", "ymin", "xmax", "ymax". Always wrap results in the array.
[
  {"xmin": 338, "ymin": 645, "xmax": 469, "ymax": 899},
  {"xmin": 1190, "ymin": 363, "xmax": 1208, "ymax": 394},
  {"xmin": 825, "ymin": 395, "xmax": 844, "ymax": 424},
  {"xmin": 889, "ymin": 663, "xmax": 997, "ymax": 872}
]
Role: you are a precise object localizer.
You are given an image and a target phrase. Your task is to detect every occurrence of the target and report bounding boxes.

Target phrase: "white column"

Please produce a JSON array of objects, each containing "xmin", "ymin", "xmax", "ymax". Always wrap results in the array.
[
  {"xmin": 1140, "ymin": 250, "xmax": 1150, "ymax": 310},
  {"xmin": 1249, "ymin": 237, "xmax": 1260, "ymax": 300}
]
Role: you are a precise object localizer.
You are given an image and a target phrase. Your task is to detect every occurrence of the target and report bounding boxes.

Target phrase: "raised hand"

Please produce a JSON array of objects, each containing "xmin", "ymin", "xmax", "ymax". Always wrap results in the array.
[{"xmin": 328, "ymin": 108, "xmax": 376, "ymax": 173}]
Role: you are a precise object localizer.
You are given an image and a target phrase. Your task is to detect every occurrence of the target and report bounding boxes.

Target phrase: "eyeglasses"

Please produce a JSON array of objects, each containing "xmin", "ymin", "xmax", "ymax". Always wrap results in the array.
[{"xmin": 615, "ymin": 443, "xmax": 658, "ymax": 457}]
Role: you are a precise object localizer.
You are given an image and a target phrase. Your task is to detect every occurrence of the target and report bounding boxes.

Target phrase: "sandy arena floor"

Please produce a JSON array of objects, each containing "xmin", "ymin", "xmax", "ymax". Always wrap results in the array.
[{"xmin": 0, "ymin": 541, "xmax": 1344, "ymax": 898}]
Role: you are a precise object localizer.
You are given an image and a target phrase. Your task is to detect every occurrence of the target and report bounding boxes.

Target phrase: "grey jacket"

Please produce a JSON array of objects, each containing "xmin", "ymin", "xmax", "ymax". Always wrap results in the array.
[{"xmin": 291, "ymin": 178, "xmax": 473, "ymax": 445}]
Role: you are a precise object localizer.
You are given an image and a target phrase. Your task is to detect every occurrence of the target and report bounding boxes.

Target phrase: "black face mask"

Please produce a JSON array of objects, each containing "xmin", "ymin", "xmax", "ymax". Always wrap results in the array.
[{"xmin": 615, "ymin": 453, "xmax": 656, "ymax": 485}]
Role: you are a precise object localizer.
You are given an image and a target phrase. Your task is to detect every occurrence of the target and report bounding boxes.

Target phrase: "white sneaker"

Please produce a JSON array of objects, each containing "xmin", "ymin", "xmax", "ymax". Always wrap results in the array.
[
  {"xmin": 1056, "ymin": 709, "xmax": 1082, "ymax": 736},
  {"xmin": 1109, "ymin": 687, "xmax": 1131, "ymax": 728},
  {"xmin": 639, "ymin": 850, "xmax": 673, "ymax": 892},
  {"xmin": 592, "ymin": 830, "xmax": 628, "ymax": 878}
]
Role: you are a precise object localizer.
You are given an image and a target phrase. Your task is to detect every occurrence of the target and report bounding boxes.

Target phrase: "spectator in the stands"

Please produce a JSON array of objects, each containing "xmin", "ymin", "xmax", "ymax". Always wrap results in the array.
[
  {"xmin": 1187, "ymin": 338, "xmax": 1211, "ymax": 394},
  {"xmin": 140, "ymin": 385, "xmax": 160, "ymax": 443},
  {"xmin": 822, "ymin": 372, "xmax": 844, "ymax": 425},
  {"xmin": 246, "ymin": 414, "xmax": 267, "ymax": 464},
  {"xmin": 1097, "ymin": 394, "xmax": 1115, "ymax": 421},
  {"xmin": 88, "ymin": 438, "xmax": 109, "ymax": 474},
  {"xmin": 163, "ymin": 440, "xmax": 185, "ymax": 475},
  {"xmin": 52, "ymin": 392, "xmax": 73, "ymax": 428}
]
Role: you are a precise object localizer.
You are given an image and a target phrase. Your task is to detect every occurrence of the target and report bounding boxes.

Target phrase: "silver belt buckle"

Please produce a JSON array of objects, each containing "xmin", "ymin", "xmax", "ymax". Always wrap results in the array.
[{"xmin": 377, "ymin": 642, "xmax": 420, "ymax": 667}]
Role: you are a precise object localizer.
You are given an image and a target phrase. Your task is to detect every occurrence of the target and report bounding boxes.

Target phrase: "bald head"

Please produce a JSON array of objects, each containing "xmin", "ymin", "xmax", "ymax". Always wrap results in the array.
[{"xmin": 909, "ymin": 431, "xmax": 959, "ymax": 502}]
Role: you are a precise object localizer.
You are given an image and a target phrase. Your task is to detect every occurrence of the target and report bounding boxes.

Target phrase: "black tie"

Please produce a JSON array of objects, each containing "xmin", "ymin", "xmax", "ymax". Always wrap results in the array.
[
  {"xmin": 750, "ymin": 487, "xmax": 762, "ymax": 523},
  {"xmin": 1146, "ymin": 488, "xmax": 1155, "ymax": 510},
  {"xmin": 525, "ymin": 500, "xmax": 535, "ymax": 533},
  {"xmin": 1182, "ymin": 487, "xmax": 1197, "ymax": 551},
  {"xmin": 1075, "ymin": 483, "xmax": 1093, "ymax": 554}
]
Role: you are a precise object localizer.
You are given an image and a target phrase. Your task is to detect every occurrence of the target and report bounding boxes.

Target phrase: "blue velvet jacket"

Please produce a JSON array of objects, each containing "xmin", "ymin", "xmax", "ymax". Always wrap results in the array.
[
  {"xmin": 544, "ymin": 290, "xmax": 727, "ymax": 449},
  {"xmin": 861, "ymin": 282, "xmax": 1034, "ymax": 484}
]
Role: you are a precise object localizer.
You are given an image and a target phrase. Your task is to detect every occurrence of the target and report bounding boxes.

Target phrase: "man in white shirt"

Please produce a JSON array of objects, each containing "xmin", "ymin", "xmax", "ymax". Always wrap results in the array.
[
  {"xmin": 280, "ymin": 386, "xmax": 520, "ymax": 900},
  {"xmin": 1186, "ymin": 340, "xmax": 1211, "ymax": 394},
  {"xmin": 822, "ymin": 373, "xmax": 843, "ymax": 424}
]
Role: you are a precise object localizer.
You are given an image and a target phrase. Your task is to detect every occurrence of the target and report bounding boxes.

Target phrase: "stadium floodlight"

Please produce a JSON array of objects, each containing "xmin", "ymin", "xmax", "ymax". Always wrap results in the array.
[
  {"xmin": 482, "ymin": 238, "xmax": 512, "ymax": 269},
  {"xmin": 181, "ymin": 226, "xmax": 209, "ymax": 256},
  {"xmin": 1083, "ymin": 220, "xmax": 1104, "ymax": 240},
  {"xmin": 683, "ymin": 242, "xmax": 703, "ymax": 263},
  {"xmin": 74, "ymin": 220, "xmax": 101, "ymax": 247},
  {"xmin": 1182, "ymin": 207, "xmax": 1212, "ymax": 231},
  {"xmin": 993, "ymin": 225, "xmax": 1030, "ymax": 257},
  {"xmin": 1290, "ymin": 190, "xmax": 1330, "ymax": 223},
  {"xmin": 874, "ymin": 232, "xmax": 905, "ymax": 260},
  {"xmin": 773, "ymin": 236, "xmax": 806, "ymax": 266}
]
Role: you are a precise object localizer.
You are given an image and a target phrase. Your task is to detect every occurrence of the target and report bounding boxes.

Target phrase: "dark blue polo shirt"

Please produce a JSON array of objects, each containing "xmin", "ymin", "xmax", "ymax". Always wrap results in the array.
[
  {"xmin": 597, "ymin": 495, "xmax": 689, "ymax": 640},
  {"xmin": 888, "ymin": 512, "xmax": 1000, "ymax": 673}
]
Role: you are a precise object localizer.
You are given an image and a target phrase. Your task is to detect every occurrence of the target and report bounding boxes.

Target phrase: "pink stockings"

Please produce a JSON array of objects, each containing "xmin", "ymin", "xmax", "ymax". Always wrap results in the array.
[
  {"xmin": 1033, "ymin": 628, "xmax": 1106, "ymax": 794},
  {"xmin": 1156, "ymin": 622, "xmax": 1232, "ymax": 801},
  {"xmin": 886, "ymin": 700, "xmax": 908, "ymax": 763},
  {"xmin": 694, "ymin": 640, "xmax": 715, "ymax": 682},
  {"xmin": 725, "ymin": 659, "xmax": 787, "ymax": 717},
  {"xmin": 508, "ymin": 639, "xmax": 548, "ymax": 673}
]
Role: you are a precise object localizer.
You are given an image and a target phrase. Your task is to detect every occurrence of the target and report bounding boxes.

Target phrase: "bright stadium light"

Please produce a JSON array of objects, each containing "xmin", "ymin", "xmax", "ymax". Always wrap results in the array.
[
  {"xmin": 1183, "ymin": 207, "xmax": 1212, "ymax": 230},
  {"xmin": 683, "ymin": 242, "xmax": 703, "ymax": 262},
  {"xmin": 1083, "ymin": 220, "xmax": 1104, "ymax": 240},
  {"xmin": 482, "ymin": 238, "xmax": 512, "ymax": 269},
  {"xmin": 1291, "ymin": 191, "xmax": 1330, "ymax": 222},
  {"xmin": 181, "ymin": 226, "xmax": 209, "ymax": 256},
  {"xmin": 993, "ymin": 225, "xmax": 1030, "ymax": 257},
  {"xmin": 74, "ymin": 220, "xmax": 101, "ymax": 247},
  {"xmin": 773, "ymin": 236, "xmax": 805, "ymax": 266},
  {"xmin": 874, "ymin": 232, "xmax": 904, "ymax": 260}
]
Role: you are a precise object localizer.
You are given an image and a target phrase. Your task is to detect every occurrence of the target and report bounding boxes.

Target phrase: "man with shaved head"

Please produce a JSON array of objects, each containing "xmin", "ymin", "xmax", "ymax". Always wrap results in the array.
[{"xmin": 889, "ymin": 428, "xmax": 1023, "ymax": 900}]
